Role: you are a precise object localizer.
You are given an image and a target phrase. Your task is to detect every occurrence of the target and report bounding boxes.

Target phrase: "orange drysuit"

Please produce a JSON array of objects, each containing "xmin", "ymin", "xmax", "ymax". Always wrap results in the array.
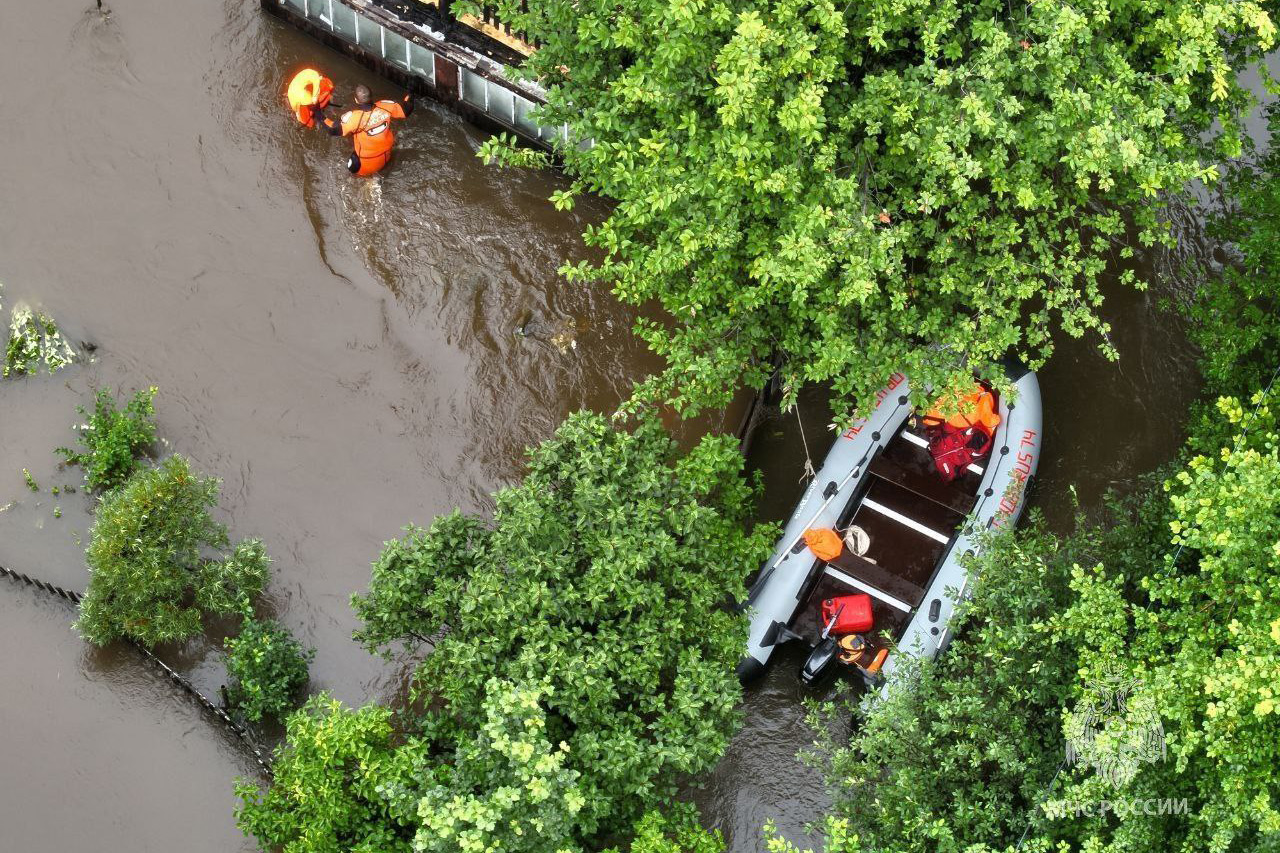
[{"xmin": 326, "ymin": 95, "xmax": 413, "ymax": 176}]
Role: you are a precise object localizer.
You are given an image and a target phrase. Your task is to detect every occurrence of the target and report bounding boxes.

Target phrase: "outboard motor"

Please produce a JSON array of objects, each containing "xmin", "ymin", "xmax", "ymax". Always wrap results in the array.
[{"xmin": 800, "ymin": 637, "xmax": 839, "ymax": 686}]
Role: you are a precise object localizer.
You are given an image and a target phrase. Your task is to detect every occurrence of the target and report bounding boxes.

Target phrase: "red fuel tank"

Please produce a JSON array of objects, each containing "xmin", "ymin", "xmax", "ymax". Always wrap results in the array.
[{"xmin": 820, "ymin": 593, "xmax": 874, "ymax": 635}]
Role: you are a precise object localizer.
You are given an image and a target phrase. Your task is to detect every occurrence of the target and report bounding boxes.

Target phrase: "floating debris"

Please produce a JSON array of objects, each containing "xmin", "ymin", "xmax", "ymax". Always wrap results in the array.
[
  {"xmin": 548, "ymin": 329, "xmax": 576, "ymax": 353},
  {"xmin": 513, "ymin": 308, "xmax": 533, "ymax": 338}
]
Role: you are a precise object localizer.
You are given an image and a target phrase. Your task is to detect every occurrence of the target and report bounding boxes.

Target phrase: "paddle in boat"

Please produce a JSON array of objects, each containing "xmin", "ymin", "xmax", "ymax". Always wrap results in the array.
[{"xmin": 737, "ymin": 360, "xmax": 1042, "ymax": 688}]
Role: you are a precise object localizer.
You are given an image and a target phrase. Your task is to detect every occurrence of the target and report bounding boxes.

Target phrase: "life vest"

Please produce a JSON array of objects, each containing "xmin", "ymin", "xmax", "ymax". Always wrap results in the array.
[
  {"xmin": 287, "ymin": 69, "xmax": 334, "ymax": 128},
  {"xmin": 924, "ymin": 384, "xmax": 1001, "ymax": 433},
  {"xmin": 837, "ymin": 633, "xmax": 868, "ymax": 664},
  {"xmin": 927, "ymin": 422, "xmax": 994, "ymax": 482},
  {"xmin": 339, "ymin": 100, "xmax": 407, "ymax": 174}
]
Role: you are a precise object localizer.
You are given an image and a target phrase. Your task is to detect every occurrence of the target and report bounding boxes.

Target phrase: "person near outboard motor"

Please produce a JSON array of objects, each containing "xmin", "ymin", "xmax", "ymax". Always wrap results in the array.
[{"xmin": 321, "ymin": 84, "xmax": 414, "ymax": 176}]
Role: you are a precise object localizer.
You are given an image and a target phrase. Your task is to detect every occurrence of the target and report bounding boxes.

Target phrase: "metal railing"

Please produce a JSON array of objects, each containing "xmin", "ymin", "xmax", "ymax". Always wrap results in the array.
[{"xmin": 1, "ymin": 563, "xmax": 273, "ymax": 775}]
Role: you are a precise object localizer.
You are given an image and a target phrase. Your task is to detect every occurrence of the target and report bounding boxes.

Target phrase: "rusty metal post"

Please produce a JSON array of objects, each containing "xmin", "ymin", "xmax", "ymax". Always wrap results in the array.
[{"xmin": 434, "ymin": 54, "xmax": 460, "ymax": 103}]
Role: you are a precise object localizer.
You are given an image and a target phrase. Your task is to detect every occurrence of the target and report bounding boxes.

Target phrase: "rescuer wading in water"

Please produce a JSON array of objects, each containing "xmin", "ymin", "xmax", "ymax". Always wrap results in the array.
[{"xmin": 320, "ymin": 84, "xmax": 414, "ymax": 176}]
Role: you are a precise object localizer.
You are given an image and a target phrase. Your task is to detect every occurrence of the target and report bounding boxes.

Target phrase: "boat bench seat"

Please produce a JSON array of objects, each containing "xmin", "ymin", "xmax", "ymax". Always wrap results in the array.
[
  {"xmin": 868, "ymin": 453, "xmax": 976, "ymax": 516},
  {"xmin": 828, "ymin": 549, "xmax": 927, "ymax": 609}
]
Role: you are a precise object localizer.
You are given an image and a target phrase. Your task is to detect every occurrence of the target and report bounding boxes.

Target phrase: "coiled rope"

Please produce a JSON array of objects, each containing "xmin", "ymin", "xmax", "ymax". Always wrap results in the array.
[{"xmin": 0, "ymin": 563, "xmax": 272, "ymax": 775}]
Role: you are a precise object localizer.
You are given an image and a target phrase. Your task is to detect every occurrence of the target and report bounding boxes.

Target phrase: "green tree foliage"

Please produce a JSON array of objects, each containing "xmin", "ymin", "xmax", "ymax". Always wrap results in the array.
[
  {"xmin": 200, "ymin": 538, "xmax": 273, "ymax": 616},
  {"xmin": 479, "ymin": 0, "xmax": 1274, "ymax": 416},
  {"xmin": 414, "ymin": 679, "xmax": 586, "ymax": 853},
  {"xmin": 774, "ymin": 393, "xmax": 1279, "ymax": 853},
  {"xmin": 614, "ymin": 806, "xmax": 726, "ymax": 853},
  {"xmin": 771, "ymin": 114, "xmax": 1280, "ymax": 847},
  {"xmin": 225, "ymin": 618, "xmax": 314, "ymax": 724},
  {"xmin": 782, "ymin": 390, "xmax": 1280, "ymax": 853},
  {"xmin": 241, "ymin": 412, "xmax": 765, "ymax": 852},
  {"xmin": 238, "ymin": 684, "xmax": 729, "ymax": 853},
  {"xmin": 235, "ymin": 694, "xmax": 425, "ymax": 853},
  {"xmin": 777, "ymin": 521, "xmax": 1084, "ymax": 853},
  {"xmin": 351, "ymin": 411, "xmax": 775, "ymax": 842},
  {"xmin": 75, "ymin": 455, "xmax": 269, "ymax": 646},
  {"xmin": 1042, "ymin": 394, "xmax": 1280, "ymax": 853},
  {"xmin": 57, "ymin": 387, "xmax": 157, "ymax": 492}
]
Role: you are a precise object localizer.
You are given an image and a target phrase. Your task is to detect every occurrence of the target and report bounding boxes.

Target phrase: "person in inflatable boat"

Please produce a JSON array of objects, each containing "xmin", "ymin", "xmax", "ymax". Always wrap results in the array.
[{"xmin": 922, "ymin": 384, "xmax": 1001, "ymax": 482}]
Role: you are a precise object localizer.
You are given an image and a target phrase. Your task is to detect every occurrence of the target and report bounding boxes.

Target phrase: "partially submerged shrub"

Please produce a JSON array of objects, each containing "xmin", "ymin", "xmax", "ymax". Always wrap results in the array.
[
  {"xmin": 4, "ymin": 304, "xmax": 75, "ymax": 377},
  {"xmin": 235, "ymin": 695, "xmax": 421, "ymax": 853},
  {"xmin": 613, "ymin": 806, "xmax": 725, "ymax": 853},
  {"xmin": 225, "ymin": 618, "xmax": 313, "ymax": 724},
  {"xmin": 241, "ymin": 411, "xmax": 769, "ymax": 853},
  {"xmin": 76, "ymin": 455, "xmax": 270, "ymax": 647},
  {"xmin": 57, "ymin": 387, "xmax": 157, "ymax": 491},
  {"xmin": 352, "ymin": 410, "xmax": 776, "ymax": 841}
]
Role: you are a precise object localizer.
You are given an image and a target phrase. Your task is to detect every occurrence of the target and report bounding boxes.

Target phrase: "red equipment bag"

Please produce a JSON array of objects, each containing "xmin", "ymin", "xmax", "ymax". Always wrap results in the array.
[
  {"xmin": 927, "ymin": 422, "xmax": 994, "ymax": 482},
  {"xmin": 820, "ymin": 593, "xmax": 874, "ymax": 634}
]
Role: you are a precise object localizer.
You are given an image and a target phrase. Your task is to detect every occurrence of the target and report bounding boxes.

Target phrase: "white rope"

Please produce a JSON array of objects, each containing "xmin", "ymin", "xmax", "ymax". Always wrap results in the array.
[{"xmin": 795, "ymin": 401, "xmax": 816, "ymax": 482}]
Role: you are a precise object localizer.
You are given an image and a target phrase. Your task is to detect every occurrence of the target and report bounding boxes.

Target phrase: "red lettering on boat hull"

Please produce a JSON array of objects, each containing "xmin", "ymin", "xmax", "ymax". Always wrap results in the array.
[{"xmin": 844, "ymin": 373, "xmax": 906, "ymax": 439}]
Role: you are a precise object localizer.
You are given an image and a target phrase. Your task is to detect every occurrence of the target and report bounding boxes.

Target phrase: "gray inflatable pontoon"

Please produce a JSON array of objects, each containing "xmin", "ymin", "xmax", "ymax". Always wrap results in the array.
[{"xmin": 738, "ymin": 362, "xmax": 1042, "ymax": 685}]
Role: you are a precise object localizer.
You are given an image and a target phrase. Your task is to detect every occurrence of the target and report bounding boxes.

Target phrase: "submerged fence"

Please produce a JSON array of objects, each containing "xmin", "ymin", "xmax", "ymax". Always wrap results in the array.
[{"xmin": 0, "ymin": 563, "xmax": 272, "ymax": 775}]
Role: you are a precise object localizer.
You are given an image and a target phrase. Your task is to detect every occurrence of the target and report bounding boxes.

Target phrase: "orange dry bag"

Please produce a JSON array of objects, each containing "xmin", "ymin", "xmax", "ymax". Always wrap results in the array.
[
  {"xmin": 804, "ymin": 528, "xmax": 844, "ymax": 562},
  {"xmin": 287, "ymin": 69, "xmax": 334, "ymax": 128}
]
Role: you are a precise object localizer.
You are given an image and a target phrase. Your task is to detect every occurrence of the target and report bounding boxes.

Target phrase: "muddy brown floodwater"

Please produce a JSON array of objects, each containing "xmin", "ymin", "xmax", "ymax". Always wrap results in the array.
[{"xmin": 0, "ymin": 1, "xmax": 1269, "ymax": 851}]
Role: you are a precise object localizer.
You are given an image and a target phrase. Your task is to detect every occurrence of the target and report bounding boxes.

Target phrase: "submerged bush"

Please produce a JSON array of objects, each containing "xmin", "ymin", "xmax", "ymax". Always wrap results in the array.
[
  {"xmin": 4, "ymin": 303, "xmax": 75, "ymax": 378},
  {"xmin": 76, "ymin": 455, "xmax": 270, "ymax": 647},
  {"xmin": 57, "ymin": 387, "xmax": 157, "ymax": 492},
  {"xmin": 612, "ymin": 806, "xmax": 726, "ymax": 853},
  {"xmin": 235, "ymin": 694, "xmax": 422, "ymax": 853},
  {"xmin": 225, "ymin": 618, "xmax": 313, "ymax": 724}
]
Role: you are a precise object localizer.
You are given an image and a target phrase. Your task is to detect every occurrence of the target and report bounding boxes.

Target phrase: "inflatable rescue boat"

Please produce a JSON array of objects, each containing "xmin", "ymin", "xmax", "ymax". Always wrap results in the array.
[{"xmin": 738, "ymin": 362, "xmax": 1042, "ymax": 686}]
